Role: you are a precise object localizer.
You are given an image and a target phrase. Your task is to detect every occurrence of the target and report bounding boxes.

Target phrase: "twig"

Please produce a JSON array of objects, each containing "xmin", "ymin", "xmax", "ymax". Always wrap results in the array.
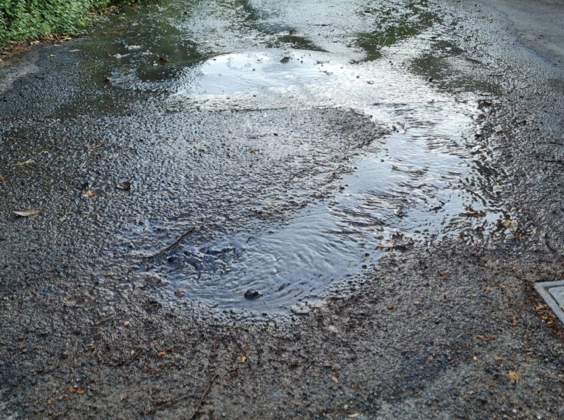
[
  {"xmin": 188, "ymin": 374, "xmax": 219, "ymax": 420},
  {"xmin": 146, "ymin": 227, "xmax": 196, "ymax": 259},
  {"xmin": 126, "ymin": 348, "xmax": 144, "ymax": 366},
  {"xmin": 92, "ymin": 315, "xmax": 116, "ymax": 327}
]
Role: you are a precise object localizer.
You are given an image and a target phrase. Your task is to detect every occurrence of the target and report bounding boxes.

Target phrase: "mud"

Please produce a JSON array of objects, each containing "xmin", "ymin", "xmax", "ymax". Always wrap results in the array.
[{"xmin": 1, "ymin": 0, "xmax": 564, "ymax": 418}]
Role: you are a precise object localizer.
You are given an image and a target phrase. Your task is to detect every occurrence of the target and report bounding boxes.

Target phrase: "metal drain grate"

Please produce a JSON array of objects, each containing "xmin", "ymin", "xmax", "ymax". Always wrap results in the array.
[{"xmin": 535, "ymin": 281, "xmax": 564, "ymax": 324}]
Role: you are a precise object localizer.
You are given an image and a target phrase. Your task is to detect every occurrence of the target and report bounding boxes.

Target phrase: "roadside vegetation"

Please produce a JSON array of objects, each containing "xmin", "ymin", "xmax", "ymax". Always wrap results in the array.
[{"xmin": 0, "ymin": 0, "xmax": 149, "ymax": 48}]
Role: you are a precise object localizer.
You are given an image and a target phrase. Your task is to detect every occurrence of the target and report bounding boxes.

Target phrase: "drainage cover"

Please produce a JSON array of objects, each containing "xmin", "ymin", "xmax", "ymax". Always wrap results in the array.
[{"xmin": 535, "ymin": 281, "xmax": 564, "ymax": 324}]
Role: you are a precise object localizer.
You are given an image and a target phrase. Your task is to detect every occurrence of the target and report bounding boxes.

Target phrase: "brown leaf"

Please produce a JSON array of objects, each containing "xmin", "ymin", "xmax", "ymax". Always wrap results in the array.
[
  {"xmin": 157, "ymin": 351, "xmax": 167, "ymax": 358},
  {"xmin": 175, "ymin": 288, "xmax": 187, "ymax": 298},
  {"xmin": 501, "ymin": 219, "xmax": 518, "ymax": 229},
  {"xmin": 87, "ymin": 140, "xmax": 105, "ymax": 151},
  {"xmin": 280, "ymin": 56, "xmax": 291, "ymax": 63},
  {"xmin": 507, "ymin": 370, "xmax": 521, "ymax": 383},
  {"xmin": 14, "ymin": 209, "xmax": 41, "ymax": 217},
  {"xmin": 241, "ymin": 354, "xmax": 247, "ymax": 364},
  {"xmin": 160, "ymin": 57, "xmax": 169, "ymax": 64},
  {"xmin": 104, "ymin": 75, "xmax": 111, "ymax": 83},
  {"xmin": 86, "ymin": 190, "xmax": 96, "ymax": 198}
]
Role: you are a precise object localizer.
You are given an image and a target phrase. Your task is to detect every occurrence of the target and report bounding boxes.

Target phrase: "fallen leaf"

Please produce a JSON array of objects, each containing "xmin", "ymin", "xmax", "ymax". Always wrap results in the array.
[
  {"xmin": 331, "ymin": 375, "xmax": 339, "ymax": 383},
  {"xmin": 69, "ymin": 49, "xmax": 81, "ymax": 53},
  {"xmin": 413, "ymin": 300, "xmax": 422, "ymax": 306},
  {"xmin": 86, "ymin": 190, "xmax": 96, "ymax": 198},
  {"xmin": 507, "ymin": 370, "xmax": 521, "ymax": 383},
  {"xmin": 116, "ymin": 181, "xmax": 131, "ymax": 191},
  {"xmin": 280, "ymin": 56, "xmax": 291, "ymax": 63},
  {"xmin": 241, "ymin": 354, "xmax": 247, "ymax": 364},
  {"xmin": 120, "ymin": 394, "xmax": 127, "ymax": 402},
  {"xmin": 348, "ymin": 414, "xmax": 360, "ymax": 419},
  {"xmin": 0, "ymin": 175, "xmax": 5, "ymax": 181},
  {"xmin": 14, "ymin": 209, "xmax": 41, "ymax": 217},
  {"xmin": 501, "ymin": 219, "xmax": 518, "ymax": 229},
  {"xmin": 15, "ymin": 159, "xmax": 34, "ymax": 166},
  {"xmin": 175, "ymin": 288, "xmax": 187, "ymax": 297},
  {"xmin": 69, "ymin": 387, "xmax": 76, "ymax": 394},
  {"xmin": 104, "ymin": 75, "xmax": 111, "ymax": 83},
  {"xmin": 485, "ymin": 286, "xmax": 493, "ymax": 292},
  {"xmin": 387, "ymin": 305, "xmax": 395, "ymax": 310},
  {"xmin": 159, "ymin": 57, "xmax": 169, "ymax": 64},
  {"xmin": 123, "ymin": 321, "xmax": 130, "ymax": 327},
  {"xmin": 76, "ymin": 388, "xmax": 86, "ymax": 395},
  {"xmin": 476, "ymin": 335, "xmax": 485, "ymax": 340},
  {"xmin": 87, "ymin": 140, "xmax": 105, "ymax": 151},
  {"xmin": 157, "ymin": 351, "xmax": 167, "ymax": 358}
]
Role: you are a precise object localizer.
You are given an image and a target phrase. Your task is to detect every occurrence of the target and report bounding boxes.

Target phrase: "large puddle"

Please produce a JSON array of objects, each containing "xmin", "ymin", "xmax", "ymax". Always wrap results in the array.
[{"xmin": 125, "ymin": 50, "xmax": 504, "ymax": 313}]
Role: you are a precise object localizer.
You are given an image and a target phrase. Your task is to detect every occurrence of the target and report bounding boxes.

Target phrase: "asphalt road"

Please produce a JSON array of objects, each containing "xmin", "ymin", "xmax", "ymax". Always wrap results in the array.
[{"xmin": 1, "ymin": 0, "xmax": 563, "ymax": 418}]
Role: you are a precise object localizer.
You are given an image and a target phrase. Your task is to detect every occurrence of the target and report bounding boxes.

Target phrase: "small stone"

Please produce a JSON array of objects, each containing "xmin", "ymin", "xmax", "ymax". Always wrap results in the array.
[
  {"xmin": 291, "ymin": 304, "xmax": 310, "ymax": 315},
  {"xmin": 244, "ymin": 290, "xmax": 261, "ymax": 300}
]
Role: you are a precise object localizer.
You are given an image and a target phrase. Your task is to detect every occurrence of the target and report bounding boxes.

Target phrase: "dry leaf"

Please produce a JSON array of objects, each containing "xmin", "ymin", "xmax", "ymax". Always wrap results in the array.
[
  {"xmin": 0, "ymin": 175, "xmax": 5, "ymax": 181},
  {"xmin": 160, "ymin": 57, "xmax": 169, "ymax": 64},
  {"xmin": 157, "ymin": 351, "xmax": 167, "ymax": 358},
  {"xmin": 117, "ymin": 181, "xmax": 131, "ymax": 191},
  {"xmin": 16, "ymin": 159, "xmax": 34, "ymax": 166},
  {"xmin": 331, "ymin": 375, "xmax": 339, "ymax": 383},
  {"xmin": 14, "ymin": 209, "xmax": 41, "ymax": 217},
  {"xmin": 76, "ymin": 388, "xmax": 86, "ymax": 395},
  {"xmin": 501, "ymin": 219, "xmax": 518, "ymax": 229},
  {"xmin": 86, "ymin": 190, "xmax": 96, "ymax": 198},
  {"xmin": 280, "ymin": 56, "xmax": 291, "ymax": 63},
  {"xmin": 241, "ymin": 355, "xmax": 247, "ymax": 364},
  {"xmin": 87, "ymin": 140, "xmax": 105, "ymax": 151},
  {"xmin": 508, "ymin": 370, "xmax": 521, "ymax": 383},
  {"xmin": 348, "ymin": 414, "xmax": 360, "ymax": 419}
]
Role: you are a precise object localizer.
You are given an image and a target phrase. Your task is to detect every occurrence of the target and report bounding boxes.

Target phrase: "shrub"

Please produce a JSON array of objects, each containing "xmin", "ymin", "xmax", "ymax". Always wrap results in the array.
[{"xmin": 0, "ymin": 0, "xmax": 146, "ymax": 47}]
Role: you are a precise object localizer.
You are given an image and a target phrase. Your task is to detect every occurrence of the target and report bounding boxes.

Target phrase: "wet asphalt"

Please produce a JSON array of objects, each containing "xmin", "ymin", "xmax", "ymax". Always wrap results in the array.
[{"xmin": 1, "ymin": 0, "xmax": 564, "ymax": 418}]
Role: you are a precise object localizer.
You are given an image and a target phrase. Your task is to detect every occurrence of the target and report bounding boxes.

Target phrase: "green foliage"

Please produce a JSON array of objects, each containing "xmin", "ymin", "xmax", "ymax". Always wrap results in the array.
[{"xmin": 0, "ymin": 0, "xmax": 146, "ymax": 47}]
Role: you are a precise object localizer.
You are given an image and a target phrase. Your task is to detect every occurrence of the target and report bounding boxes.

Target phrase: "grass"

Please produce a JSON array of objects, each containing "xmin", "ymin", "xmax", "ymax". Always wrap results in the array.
[{"xmin": 0, "ymin": 0, "xmax": 150, "ymax": 48}]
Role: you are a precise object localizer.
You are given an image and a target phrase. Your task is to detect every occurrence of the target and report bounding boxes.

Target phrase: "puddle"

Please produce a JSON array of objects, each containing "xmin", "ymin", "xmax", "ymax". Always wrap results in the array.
[{"xmin": 124, "ymin": 50, "xmax": 505, "ymax": 313}]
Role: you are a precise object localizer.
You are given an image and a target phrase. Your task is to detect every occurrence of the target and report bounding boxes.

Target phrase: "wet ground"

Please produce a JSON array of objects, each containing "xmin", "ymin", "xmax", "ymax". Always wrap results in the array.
[{"xmin": 1, "ymin": 0, "xmax": 564, "ymax": 418}]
